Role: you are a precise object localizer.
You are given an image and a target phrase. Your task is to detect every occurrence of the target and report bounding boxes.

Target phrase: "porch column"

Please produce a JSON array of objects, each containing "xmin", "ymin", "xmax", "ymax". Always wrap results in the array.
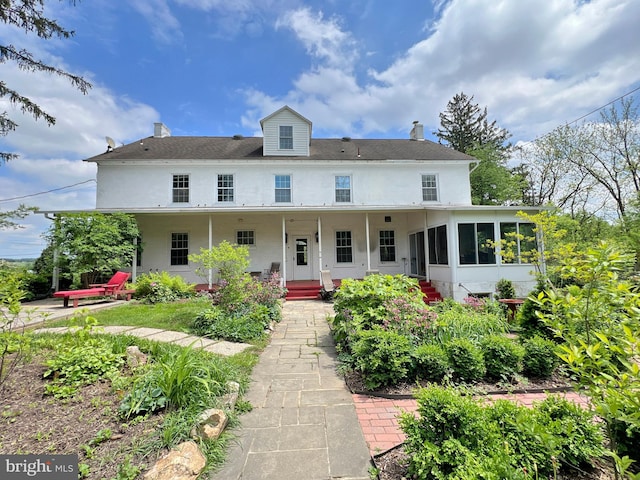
[
  {"xmin": 132, "ymin": 237, "xmax": 138, "ymax": 282},
  {"xmin": 365, "ymin": 212, "xmax": 371, "ymax": 272},
  {"xmin": 424, "ymin": 210, "xmax": 430, "ymax": 280},
  {"xmin": 52, "ymin": 247, "xmax": 59, "ymax": 292},
  {"xmin": 208, "ymin": 215, "xmax": 213, "ymax": 289},
  {"xmin": 281, "ymin": 216, "xmax": 287, "ymax": 285},
  {"xmin": 317, "ymin": 216, "xmax": 323, "ymax": 285}
]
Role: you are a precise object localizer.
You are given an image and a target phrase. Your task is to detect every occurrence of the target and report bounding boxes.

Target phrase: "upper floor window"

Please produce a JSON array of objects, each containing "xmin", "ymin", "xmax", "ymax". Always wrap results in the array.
[
  {"xmin": 275, "ymin": 175, "xmax": 291, "ymax": 202},
  {"xmin": 336, "ymin": 231, "xmax": 353, "ymax": 263},
  {"xmin": 428, "ymin": 225, "xmax": 448, "ymax": 265},
  {"xmin": 279, "ymin": 125, "xmax": 293, "ymax": 149},
  {"xmin": 217, "ymin": 174, "xmax": 234, "ymax": 202},
  {"xmin": 422, "ymin": 174, "xmax": 438, "ymax": 201},
  {"xmin": 335, "ymin": 175, "xmax": 352, "ymax": 202},
  {"xmin": 170, "ymin": 232, "xmax": 189, "ymax": 266},
  {"xmin": 458, "ymin": 223, "xmax": 495, "ymax": 265},
  {"xmin": 172, "ymin": 174, "xmax": 189, "ymax": 203},
  {"xmin": 379, "ymin": 230, "xmax": 396, "ymax": 262},
  {"xmin": 499, "ymin": 222, "xmax": 536, "ymax": 264},
  {"xmin": 236, "ymin": 230, "xmax": 255, "ymax": 246}
]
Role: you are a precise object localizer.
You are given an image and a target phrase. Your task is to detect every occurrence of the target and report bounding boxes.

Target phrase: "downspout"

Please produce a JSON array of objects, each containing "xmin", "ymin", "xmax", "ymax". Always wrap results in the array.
[
  {"xmin": 281, "ymin": 216, "xmax": 287, "ymax": 286},
  {"xmin": 208, "ymin": 215, "xmax": 213, "ymax": 289},
  {"xmin": 317, "ymin": 216, "xmax": 323, "ymax": 285},
  {"xmin": 44, "ymin": 213, "xmax": 59, "ymax": 292},
  {"xmin": 365, "ymin": 212, "xmax": 371, "ymax": 272}
]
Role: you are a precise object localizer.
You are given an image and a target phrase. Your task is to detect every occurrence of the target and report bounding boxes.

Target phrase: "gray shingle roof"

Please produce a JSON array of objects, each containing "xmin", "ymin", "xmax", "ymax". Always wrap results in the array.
[{"xmin": 87, "ymin": 136, "xmax": 476, "ymax": 162}]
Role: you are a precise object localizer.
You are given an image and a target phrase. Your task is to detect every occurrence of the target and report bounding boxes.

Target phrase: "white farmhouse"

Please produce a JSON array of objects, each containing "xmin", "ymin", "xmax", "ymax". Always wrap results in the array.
[{"xmin": 85, "ymin": 106, "xmax": 539, "ymax": 301}]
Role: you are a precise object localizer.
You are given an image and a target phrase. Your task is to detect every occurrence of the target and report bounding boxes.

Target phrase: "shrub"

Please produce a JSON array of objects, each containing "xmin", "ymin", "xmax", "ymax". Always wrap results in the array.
[
  {"xmin": 135, "ymin": 271, "xmax": 195, "ymax": 304},
  {"xmin": 518, "ymin": 277, "xmax": 554, "ymax": 340},
  {"xmin": 412, "ymin": 344, "xmax": 449, "ymax": 382},
  {"xmin": 495, "ymin": 278, "xmax": 516, "ymax": 299},
  {"xmin": 535, "ymin": 395, "xmax": 604, "ymax": 468},
  {"xmin": 192, "ymin": 304, "xmax": 269, "ymax": 343},
  {"xmin": 521, "ymin": 335, "xmax": 559, "ymax": 378},
  {"xmin": 381, "ymin": 296, "xmax": 436, "ymax": 345},
  {"xmin": 331, "ymin": 275, "xmax": 425, "ymax": 348},
  {"xmin": 445, "ymin": 338, "xmax": 486, "ymax": 382},
  {"xmin": 352, "ymin": 327, "xmax": 413, "ymax": 390},
  {"xmin": 479, "ymin": 335, "xmax": 524, "ymax": 381}
]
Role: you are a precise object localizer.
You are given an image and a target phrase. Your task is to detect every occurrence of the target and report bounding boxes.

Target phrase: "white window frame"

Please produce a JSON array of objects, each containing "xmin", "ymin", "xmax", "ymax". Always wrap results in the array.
[
  {"xmin": 336, "ymin": 230, "xmax": 353, "ymax": 264},
  {"xmin": 236, "ymin": 230, "xmax": 255, "ymax": 246},
  {"xmin": 170, "ymin": 232, "xmax": 189, "ymax": 266},
  {"xmin": 379, "ymin": 230, "xmax": 396, "ymax": 263},
  {"xmin": 279, "ymin": 125, "xmax": 293, "ymax": 150},
  {"xmin": 275, "ymin": 174, "xmax": 292, "ymax": 203},
  {"xmin": 217, "ymin": 174, "xmax": 234, "ymax": 202},
  {"xmin": 421, "ymin": 174, "xmax": 438, "ymax": 202},
  {"xmin": 335, "ymin": 175, "xmax": 352, "ymax": 203},
  {"xmin": 172, "ymin": 174, "xmax": 190, "ymax": 203}
]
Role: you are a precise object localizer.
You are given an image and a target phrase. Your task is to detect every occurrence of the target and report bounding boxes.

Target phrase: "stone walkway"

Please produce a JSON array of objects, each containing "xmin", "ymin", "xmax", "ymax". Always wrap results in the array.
[{"xmin": 209, "ymin": 300, "xmax": 372, "ymax": 480}]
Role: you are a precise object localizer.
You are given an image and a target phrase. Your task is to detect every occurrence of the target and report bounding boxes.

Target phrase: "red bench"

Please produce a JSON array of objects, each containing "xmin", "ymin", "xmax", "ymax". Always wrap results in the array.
[{"xmin": 54, "ymin": 271, "xmax": 132, "ymax": 308}]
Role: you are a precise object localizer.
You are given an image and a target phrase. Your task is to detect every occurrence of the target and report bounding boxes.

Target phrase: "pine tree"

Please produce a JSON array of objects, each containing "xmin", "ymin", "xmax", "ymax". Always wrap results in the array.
[
  {"xmin": 436, "ymin": 92, "xmax": 511, "ymax": 154},
  {"xmin": 0, "ymin": 0, "xmax": 91, "ymax": 163}
]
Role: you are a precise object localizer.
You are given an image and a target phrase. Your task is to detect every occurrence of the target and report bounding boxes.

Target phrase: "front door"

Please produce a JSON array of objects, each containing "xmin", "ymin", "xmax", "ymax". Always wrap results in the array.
[
  {"xmin": 293, "ymin": 236, "xmax": 312, "ymax": 280},
  {"xmin": 409, "ymin": 231, "xmax": 427, "ymax": 277}
]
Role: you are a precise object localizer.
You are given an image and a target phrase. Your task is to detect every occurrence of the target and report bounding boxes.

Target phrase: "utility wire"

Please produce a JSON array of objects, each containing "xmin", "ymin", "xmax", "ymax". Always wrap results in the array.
[{"xmin": 0, "ymin": 179, "xmax": 96, "ymax": 203}]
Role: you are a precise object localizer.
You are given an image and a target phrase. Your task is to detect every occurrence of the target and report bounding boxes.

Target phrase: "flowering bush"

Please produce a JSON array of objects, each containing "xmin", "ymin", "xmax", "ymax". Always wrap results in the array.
[{"xmin": 381, "ymin": 296, "xmax": 437, "ymax": 345}]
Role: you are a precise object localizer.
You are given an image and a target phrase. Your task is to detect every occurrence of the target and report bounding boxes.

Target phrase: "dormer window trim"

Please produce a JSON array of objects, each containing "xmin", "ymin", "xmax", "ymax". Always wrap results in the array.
[{"xmin": 279, "ymin": 125, "xmax": 293, "ymax": 150}]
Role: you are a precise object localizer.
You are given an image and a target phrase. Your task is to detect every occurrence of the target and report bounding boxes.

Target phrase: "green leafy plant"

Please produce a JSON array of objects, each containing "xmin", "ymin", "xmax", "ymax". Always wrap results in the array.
[
  {"xmin": 479, "ymin": 335, "xmax": 524, "ymax": 381},
  {"xmin": 521, "ymin": 335, "xmax": 559, "ymax": 378},
  {"xmin": 445, "ymin": 338, "xmax": 486, "ymax": 383},
  {"xmin": 352, "ymin": 327, "xmax": 413, "ymax": 390},
  {"xmin": 193, "ymin": 304, "xmax": 269, "ymax": 343},
  {"xmin": 134, "ymin": 271, "xmax": 195, "ymax": 304},
  {"xmin": 119, "ymin": 372, "xmax": 168, "ymax": 419},
  {"xmin": 43, "ymin": 336, "xmax": 124, "ymax": 398},
  {"xmin": 412, "ymin": 344, "xmax": 449, "ymax": 382}
]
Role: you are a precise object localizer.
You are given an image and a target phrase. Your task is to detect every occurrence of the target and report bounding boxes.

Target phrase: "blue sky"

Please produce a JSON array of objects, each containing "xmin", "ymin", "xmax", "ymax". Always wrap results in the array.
[{"xmin": 1, "ymin": 0, "xmax": 640, "ymax": 259}]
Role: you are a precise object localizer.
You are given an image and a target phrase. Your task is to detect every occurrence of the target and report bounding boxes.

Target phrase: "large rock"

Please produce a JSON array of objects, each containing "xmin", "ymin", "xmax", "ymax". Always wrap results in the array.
[
  {"xmin": 126, "ymin": 345, "xmax": 148, "ymax": 368},
  {"xmin": 143, "ymin": 441, "xmax": 205, "ymax": 480},
  {"xmin": 190, "ymin": 408, "xmax": 229, "ymax": 441}
]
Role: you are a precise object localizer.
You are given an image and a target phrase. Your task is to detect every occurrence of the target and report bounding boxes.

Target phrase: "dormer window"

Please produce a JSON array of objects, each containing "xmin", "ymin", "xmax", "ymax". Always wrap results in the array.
[{"xmin": 279, "ymin": 126, "xmax": 293, "ymax": 150}]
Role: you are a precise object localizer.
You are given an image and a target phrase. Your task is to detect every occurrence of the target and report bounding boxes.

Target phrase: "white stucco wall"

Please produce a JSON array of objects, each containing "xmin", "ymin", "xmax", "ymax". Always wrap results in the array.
[{"xmin": 95, "ymin": 160, "xmax": 473, "ymax": 210}]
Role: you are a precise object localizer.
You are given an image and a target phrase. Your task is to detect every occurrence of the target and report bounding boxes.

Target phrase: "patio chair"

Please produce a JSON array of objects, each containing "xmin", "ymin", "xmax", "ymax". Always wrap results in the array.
[
  {"xmin": 319, "ymin": 270, "xmax": 337, "ymax": 301},
  {"xmin": 53, "ymin": 271, "xmax": 132, "ymax": 308},
  {"xmin": 264, "ymin": 262, "xmax": 280, "ymax": 281}
]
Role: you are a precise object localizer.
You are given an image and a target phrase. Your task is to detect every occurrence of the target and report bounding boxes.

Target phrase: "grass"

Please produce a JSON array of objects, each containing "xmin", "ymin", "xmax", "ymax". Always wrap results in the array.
[{"xmin": 47, "ymin": 296, "xmax": 211, "ymax": 331}]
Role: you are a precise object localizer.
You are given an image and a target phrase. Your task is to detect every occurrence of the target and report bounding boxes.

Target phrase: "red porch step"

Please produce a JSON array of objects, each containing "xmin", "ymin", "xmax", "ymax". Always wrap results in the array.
[
  {"xmin": 419, "ymin": 280, "xmax": 442, "ymax": 304},
  {"xmin": 285, "ymin": 280, "xmax": 323, "ymax": 300}
]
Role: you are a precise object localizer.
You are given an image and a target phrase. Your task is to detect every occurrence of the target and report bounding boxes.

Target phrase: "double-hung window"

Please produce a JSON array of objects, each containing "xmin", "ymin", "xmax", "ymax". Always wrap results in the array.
[
  {"xmin": 236, "ymin": 230, "xmax": 255, "ymax": 246},
  {"xmin": 458, "ymin": 223, "xmax": 496, "ymax": 265},
  {"xmin": 428, "ymin": 226, "xmax": 448, "ymax": 265},
  {"xmin": 336, "ymin": 231, "xmax": 353, "ymax": 263},
  {"xmin": 499, "ymin": 222, "xmax": 536, "ymax": 263},
  {"xmin": 170, "ymin": 233, "xmax": 189, "ymax": 266},
  {"xmin": 422, "ymin": 174, "xmax": 438, "ymax": 201},
  {"xmin": 335, "ymin": 175, "xmax": 352, "ymax": 202},
  {"xmin": 217, "ymin": 174, "xmax": 234, "ymax": 202},
  {"xmin": 172, "ymin": 174, "xmax": 189, "ymax": 203},
  {"xmin": 279, "ymin": 126, "xmax": 293, "ymax": 150},
  {"xmin": 379, "ymin": 230, "xmax": 396, "ymax": 262},
  {"xmin": 275, "ymin": 175, "xmax": 291, "ymax": 202}
]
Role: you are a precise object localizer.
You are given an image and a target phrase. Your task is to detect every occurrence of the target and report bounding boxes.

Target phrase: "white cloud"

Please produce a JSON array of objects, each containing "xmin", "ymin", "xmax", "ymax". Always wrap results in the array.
[
  {"xmin": 243, "ymin": 0, "xmax": 640, "ymax": 142},
  {"xmin": 130, "ymin": 0, "xmax": 183, "ymax": 44},
  {"xmin": 276, "ymin": 8, "xmax": 359, "ymax": 68}
]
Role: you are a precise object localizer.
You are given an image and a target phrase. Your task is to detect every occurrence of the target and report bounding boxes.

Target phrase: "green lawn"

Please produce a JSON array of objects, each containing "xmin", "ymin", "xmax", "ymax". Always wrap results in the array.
[{"xmin": 48, "ymin": 296, "xmax": 211, "ymax": 331}]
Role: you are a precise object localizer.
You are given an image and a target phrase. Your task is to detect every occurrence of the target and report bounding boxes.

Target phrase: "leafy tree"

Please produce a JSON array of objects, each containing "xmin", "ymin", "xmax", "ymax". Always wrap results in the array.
[
  {"xmin": 525, "ymin": 96, "xmax": 640, "ymax": 219},
  {"xmin": 468, "ymin": 144, "xmax": 528, "ymax": 205},
  {"xmin": 46, "ymin": 212, "xmax": 139, "ymax": 286},
  {"xmin": 1, "ymin": 0, "xmax": 91, "ymax": 164}
]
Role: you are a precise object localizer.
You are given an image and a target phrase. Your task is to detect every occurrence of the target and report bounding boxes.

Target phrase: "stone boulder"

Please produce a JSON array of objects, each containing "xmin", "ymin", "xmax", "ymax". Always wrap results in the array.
[
  {"xmin": 190, "ymin": 408, "xmax": 228, "ymax": 441},
  {"xmin": 143, "ymin": 441, "xmax": 205, "ymax": 480}
]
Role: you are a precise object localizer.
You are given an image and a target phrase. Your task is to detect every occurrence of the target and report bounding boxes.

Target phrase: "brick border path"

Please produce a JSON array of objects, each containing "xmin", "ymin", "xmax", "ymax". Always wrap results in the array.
[{"xmin": 353, "ymin": 391, "xmax": 590, "ymax": 455}]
